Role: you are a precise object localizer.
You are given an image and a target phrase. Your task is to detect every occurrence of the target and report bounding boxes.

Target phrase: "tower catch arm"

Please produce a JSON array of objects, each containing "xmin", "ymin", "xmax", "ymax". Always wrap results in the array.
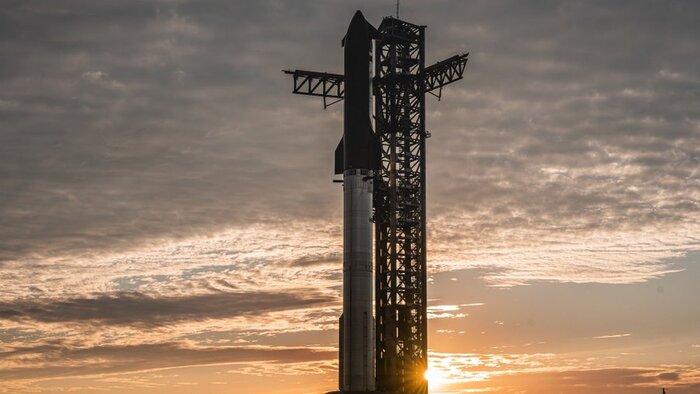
[
  {"xmin": 283, "ymin": 69, "xmax": 345, "ymax": 109},
  {"xmin": 420, "ymin": 53, "xmax": 469, "ymax": 99}
]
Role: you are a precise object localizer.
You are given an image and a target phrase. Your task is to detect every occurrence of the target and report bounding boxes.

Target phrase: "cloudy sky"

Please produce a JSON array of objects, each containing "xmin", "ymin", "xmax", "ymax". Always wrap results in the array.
[{"xmin": 1, "ymin": 0, "xmax": 699, "ymax": 393}]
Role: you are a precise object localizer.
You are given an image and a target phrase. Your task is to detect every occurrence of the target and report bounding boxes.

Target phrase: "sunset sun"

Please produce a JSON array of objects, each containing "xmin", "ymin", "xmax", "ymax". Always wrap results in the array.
[{"xmin": 425, "ymin": 368, "xmax": 448, "ymax": 389}]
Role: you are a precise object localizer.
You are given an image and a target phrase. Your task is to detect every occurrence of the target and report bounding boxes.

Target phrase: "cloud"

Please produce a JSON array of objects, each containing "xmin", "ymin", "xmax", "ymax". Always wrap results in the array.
[
  {"xmin": 428, "ymin": 305, "xmax": 468, "ymax": 319},
  {"xmin": 592, "ymin": 333, "xmax": 631, "ymax": 339},
  {"xmin": 0, "ymin": 0, "xmax": 348, "ymax": 264},
  {"xmin": 0, "ymin": 290, "xmax": 333, "ymax": 327},
  {"xmin": 475, "ymin": 367, "xmax": 698, "ymax": 393},
  {"xmin": 0, "ymin": 342, "xmax": 335, "ymax": 381},
  {"xmin": 658, "ymin": 372, "xmax": 680, "ymax": 381},
  {"xmin": 428, "ymin": 351, "xmax": 700, "ymax": 393},
  {"xmin": 0, "ymin": 0, "xmax": 698, "ymax": 285},
  {"xmin": 81, "ymin": 70, "xmax": 107, "ymax": 81}
]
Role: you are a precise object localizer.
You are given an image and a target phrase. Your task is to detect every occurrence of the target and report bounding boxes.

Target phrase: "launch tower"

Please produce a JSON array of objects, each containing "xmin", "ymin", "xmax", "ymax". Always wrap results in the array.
[{"xmin": 285, "ymin": 10, "xmax": 468, "ymax": 394}]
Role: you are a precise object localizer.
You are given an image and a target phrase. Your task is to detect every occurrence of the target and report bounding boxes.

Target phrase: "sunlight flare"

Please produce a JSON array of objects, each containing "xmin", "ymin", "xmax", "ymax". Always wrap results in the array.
[{"xmin": 424, "ymin": 367, "xmax": 448, "ymax": 389}]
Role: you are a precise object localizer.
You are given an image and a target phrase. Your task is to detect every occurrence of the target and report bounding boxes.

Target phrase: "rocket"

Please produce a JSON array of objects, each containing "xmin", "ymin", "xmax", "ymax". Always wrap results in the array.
[{"xmin": 334, "ymin": 10, "xmax": 381, "ymax": 393}]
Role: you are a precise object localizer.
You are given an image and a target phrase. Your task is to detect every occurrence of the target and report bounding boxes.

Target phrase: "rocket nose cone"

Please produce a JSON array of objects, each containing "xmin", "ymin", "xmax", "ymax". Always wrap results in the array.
[
  {"xmin": 351, "ymin": 10, "xmax": 366, "ymax": 23},
  {"xmin": 348, "ymin": 10, "xmax": 367, "ymax": 33}
]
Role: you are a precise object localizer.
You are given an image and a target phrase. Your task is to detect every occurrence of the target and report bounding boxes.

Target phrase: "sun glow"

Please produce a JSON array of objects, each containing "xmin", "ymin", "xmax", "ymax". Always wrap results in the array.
[{"xmin": 424, "ymin": 368, "xmax": 448, "ymax": 389}]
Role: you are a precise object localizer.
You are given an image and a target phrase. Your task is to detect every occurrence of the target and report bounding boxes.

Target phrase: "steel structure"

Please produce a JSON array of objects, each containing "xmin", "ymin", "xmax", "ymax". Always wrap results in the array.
[
  {"xmin": 282, "ymin": 52, "xmax": 468, "ymax": 108},
  {"xmin": 285, "ymin": 12, "xmax": 467, "ymax": 394},
  {"xmin": 373, "ymin": 17, "xmax": 426, "ymax": 394},
  {"xmin": 283, "ymin": 69, "xmax": 344, "ymax": 109}
]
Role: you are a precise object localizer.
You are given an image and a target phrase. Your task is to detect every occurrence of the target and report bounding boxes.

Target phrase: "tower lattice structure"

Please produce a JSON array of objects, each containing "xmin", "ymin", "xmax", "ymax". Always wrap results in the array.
[{"xmin": 373, "ymin": 17, "xmax": 427, "ymax": 394}]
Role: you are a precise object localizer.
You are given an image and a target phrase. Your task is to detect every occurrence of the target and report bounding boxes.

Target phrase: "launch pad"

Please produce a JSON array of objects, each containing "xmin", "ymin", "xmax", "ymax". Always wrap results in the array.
[{"xmin": 286, "ymin": 10, "xmax": 468, "ymax": 394}]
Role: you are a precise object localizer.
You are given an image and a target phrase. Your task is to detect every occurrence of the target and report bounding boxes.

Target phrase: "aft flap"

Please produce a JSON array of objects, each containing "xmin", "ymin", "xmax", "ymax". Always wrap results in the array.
[{"xmin": 334, "ymin": 137, "xmax": 344, "ymax": 174}]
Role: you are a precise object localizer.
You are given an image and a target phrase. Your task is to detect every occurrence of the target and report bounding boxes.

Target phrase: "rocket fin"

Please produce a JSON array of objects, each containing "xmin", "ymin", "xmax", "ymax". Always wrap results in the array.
[
  {"xmin": 334, "ymin": 137, "xmax": 344, "ymax": 174},
  {"xmin": 367, "ymin": 23, "xmax": 380, "ymax": 40}
]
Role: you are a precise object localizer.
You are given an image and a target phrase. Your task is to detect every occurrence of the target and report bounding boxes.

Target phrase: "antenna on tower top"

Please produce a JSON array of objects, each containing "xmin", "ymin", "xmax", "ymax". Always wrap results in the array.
[{"xmin": 396, "ymin": 0, "xmax": 399, "ymax": 18}]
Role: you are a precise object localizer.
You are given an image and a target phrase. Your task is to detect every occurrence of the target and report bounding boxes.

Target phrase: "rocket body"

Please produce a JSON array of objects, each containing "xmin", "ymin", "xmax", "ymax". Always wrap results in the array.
[
  {"xmin": 336, "ymin": 10, "xmax": 380, "ymax": 393},
  {"xmin": 341, "ymin": 170, "xmax": 375, "ymax": 392}
]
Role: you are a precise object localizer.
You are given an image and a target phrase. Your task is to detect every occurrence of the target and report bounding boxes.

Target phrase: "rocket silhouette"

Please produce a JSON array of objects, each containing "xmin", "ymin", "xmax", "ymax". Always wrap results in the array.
[{"xmin": 335, "ymin": 11, "xmax": 381, "ymax": 174}]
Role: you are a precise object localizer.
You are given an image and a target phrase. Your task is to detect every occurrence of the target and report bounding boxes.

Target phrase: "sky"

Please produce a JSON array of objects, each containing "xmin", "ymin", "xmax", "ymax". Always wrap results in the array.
[{"xmin": 1, "ymin": 0, "xmax": 699, "ymax": 393}]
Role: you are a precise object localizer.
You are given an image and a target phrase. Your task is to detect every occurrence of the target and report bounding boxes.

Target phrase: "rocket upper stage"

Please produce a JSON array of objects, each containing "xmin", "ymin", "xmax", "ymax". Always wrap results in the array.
[{"xmin": 335, "ymin": 11, "xmax": 381, "ymax": 174}]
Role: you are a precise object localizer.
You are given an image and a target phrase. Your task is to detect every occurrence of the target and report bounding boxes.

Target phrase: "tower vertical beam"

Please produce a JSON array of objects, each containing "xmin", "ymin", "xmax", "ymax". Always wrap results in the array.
[{"xmin": 418, "ymin": 26, "xmax": 428, "ymax": 388}]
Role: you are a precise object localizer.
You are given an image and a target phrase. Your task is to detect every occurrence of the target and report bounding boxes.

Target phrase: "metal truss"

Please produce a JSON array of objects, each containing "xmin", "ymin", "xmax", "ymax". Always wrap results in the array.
[
  {"xmin": 283, "ymin": 53, "xmax": 468, "ymax": 107},
  {"xmin": 422, "ymin": 53, "xmax": 469, "ymax": 100},
  {"xmin": 373, "ymin": 17, "xmax": 428, "ymax": 394},
  {"xmin": 283, "ymin": 69, "xmax": 344, "ymax": 108}
]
